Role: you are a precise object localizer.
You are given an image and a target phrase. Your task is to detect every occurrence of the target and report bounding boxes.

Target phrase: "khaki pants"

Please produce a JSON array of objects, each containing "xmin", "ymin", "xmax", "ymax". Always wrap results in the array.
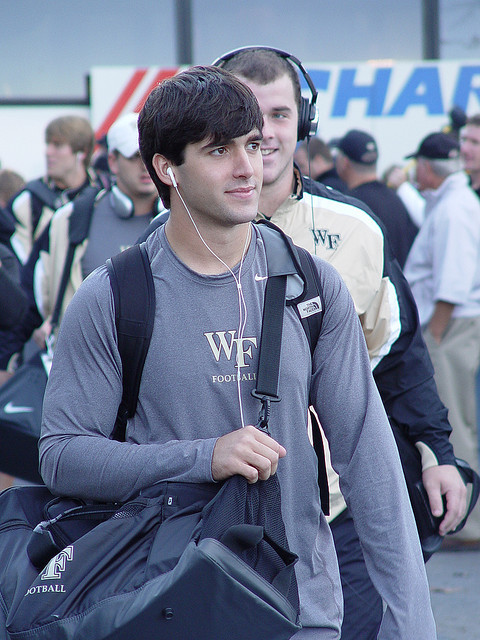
[{"xmin": 424, "ymin": 315, "xmax": 480, "ymax": 539}]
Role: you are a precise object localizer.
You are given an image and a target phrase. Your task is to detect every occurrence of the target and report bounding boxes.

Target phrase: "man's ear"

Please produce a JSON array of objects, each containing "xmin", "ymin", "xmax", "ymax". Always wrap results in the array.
[
  {"xmin": 152, "ymin": 154, "xmax": 176, "ymax": 186},
  {"xmin": 107, "ymin": 151, "xmax": 118, "ymax": 176}
]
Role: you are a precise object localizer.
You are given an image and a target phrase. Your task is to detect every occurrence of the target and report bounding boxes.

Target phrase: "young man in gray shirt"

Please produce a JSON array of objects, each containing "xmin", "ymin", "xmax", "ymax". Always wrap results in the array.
[{"xmin": 40, "ymin": 66, "xmax": 436, "ymax": 639}]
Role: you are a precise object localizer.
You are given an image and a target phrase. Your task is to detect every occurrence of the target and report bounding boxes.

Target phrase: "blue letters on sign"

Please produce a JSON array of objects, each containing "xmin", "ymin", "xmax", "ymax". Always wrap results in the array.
[
  {"xmin": 453, "ymin": 66, "xmax": 480, "ymax": 111},
  {"xmin": 302, "ymin": 69, "xmax": 330, "ymax": 93},
  {"xmin": 305, "ymin": 63, "xmax": 480, "ymax": 120},
  {"xmin": 331, "ymin": 68, "xmax": 391, "ymax": 117},
  {"xmin": 388, "ymin": 67, "xmax": 443, "ymax": 115}
]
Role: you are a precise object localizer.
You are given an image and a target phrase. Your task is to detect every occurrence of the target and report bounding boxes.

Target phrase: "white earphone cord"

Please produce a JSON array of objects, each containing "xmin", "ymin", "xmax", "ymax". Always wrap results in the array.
[{"xmin": 173, "ymin": 184, "xmax": 251, "ymax": 428}]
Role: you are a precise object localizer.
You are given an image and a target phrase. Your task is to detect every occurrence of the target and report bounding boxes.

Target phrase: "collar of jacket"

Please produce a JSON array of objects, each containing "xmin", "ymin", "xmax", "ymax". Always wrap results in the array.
[
  {"xmin": 292, "ymin": 164, "xmax": 304, "ymax": 200},
  {"xmin": 423, "ymin": 170, "xmax": 468, "ymax": 208}
]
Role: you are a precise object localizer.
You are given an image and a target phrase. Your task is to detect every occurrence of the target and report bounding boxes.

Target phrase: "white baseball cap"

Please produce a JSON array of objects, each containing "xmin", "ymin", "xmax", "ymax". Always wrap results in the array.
[{"xmin": 107, "ymin": 112, "xmax": 139, "ymax": 158}]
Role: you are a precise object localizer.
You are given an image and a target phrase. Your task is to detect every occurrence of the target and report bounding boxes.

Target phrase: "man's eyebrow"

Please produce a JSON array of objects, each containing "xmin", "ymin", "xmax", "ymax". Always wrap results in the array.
[
  {"xmin": 201, "ymin": 138, "xmax": 229, "ymax": 151},
  {"xmin": 271, "ymin": 105, "xmax": 293, "ymax": 113},
  {"xmin": 247, "ymin": 130, "xmax": 263, "ymax": 142},
  {"xmin": 201, "ymin": 131, "xmax": 263, "ymax": 150}
]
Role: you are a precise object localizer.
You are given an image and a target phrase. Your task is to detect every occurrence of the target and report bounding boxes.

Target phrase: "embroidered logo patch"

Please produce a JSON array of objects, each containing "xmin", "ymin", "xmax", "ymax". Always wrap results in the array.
[{"xmin": 297, "ymin": 297, "xmax": 322, "ymax": 318}]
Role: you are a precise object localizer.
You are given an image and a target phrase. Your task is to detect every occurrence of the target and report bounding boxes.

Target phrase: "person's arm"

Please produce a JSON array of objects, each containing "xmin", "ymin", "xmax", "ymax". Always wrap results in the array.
[
  {"xmin": 310, "ymin": 258, "xmax": 436, "ymax": 639},
  {"xmin": 428, "ymin": 300, "xmax": 455, "ymax": 343},
  {"xmin": 386, "ymin": 168, "xmax": 425, "ymax": 228},
  {"xmin": 0, "ymin": 227, "xmax": 49, "ymax": 369},
  {"xmin": 430, "ymin": 196, "xmax": 478, "ymax": 330},
  {"xmin": 372, "ymin": 238, "xmax": 466, "ymax": 532}
]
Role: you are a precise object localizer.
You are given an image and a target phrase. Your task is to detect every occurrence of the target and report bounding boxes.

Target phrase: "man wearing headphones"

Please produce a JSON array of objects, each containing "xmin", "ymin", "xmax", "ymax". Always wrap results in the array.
[
  {"xmin": 216, "ymin": 46, "xmax": 466, "ymax": 639},
  {"xmin": 0, "ymin": 113, "xmax": 161, "ymax": 372},
  {"xmin": 39, "ymin": 64, "xmax": 436, "ymax": 639}
]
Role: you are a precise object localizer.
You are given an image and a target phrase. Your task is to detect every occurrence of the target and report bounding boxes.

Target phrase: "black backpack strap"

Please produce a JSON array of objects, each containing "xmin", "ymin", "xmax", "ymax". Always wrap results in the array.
[
  {"xmin": 50, "ymin": 186, "xmax": 101, "ymax": 330},
  {"xmin": 253, "ymin": 222, "xmax": 300, "ymax": 430},
  {"xmin": 251, "ymin": 270, "xmax": 287, "ymax": 430},
  {"xmin": 308, "ymin": 409, "xmax": 330, "ymax": 515},
  {"xmin": 25, "ymin": 179, "xmax": 59, "ymax": 211},
  {"xmin": 255, "ymin": 221, "xmax": 329, "ymax": 514},
  {"xmin": 24, "ymin": 179, "xmax": 61, "ymax": 237},
  {"xmin": 293, "ymin": 248, "xmax": 328, "ymax": 513},
  {"xmin": 253, "ymin": 225, "xmax": 298, "ymax": 394},
  {"xmin": 293, "ymin": 247, "xmax": 324, "ymax": 356},
  {"xmin": 67, "ymin": 185, "xmax": 101, "ymax": 245},
  {"xmin": 106, "ymin": 243, "xmax": 155, "ymax": 442}
]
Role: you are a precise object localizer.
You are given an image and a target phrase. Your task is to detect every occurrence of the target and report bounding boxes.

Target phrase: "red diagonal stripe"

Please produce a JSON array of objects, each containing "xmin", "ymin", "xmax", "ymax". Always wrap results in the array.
[
  {"xmin": 133, "ymin": 68, "xmax": 179, "ymax": 113},
  {"xmin": 95, "ymin": 68, "xmax": 148, "ymax": 140}
]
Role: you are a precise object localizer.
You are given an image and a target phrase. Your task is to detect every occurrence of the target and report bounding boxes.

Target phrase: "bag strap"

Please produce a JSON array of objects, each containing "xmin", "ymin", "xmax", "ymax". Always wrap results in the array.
[
  {"xmin": 106, "ymin": 243, "xmax": 155, "ymax": 442},
  {"xmin": 252, "ymin": 221, "xmax": 304, "ymax": 428},
  {"xmin": 293, "ymin": 247, "xmax": 324, "ymax": 353},
  {"xmin": 50, "ymin": 186, "xmax": 100, "ymax": 330},
  {"xmin": 254, "ymin": 221, "xmax": 329, "ymax": 514},
  {"xmin": 25, "ymin": 178, "xmax": 59, "ymax": 211}
]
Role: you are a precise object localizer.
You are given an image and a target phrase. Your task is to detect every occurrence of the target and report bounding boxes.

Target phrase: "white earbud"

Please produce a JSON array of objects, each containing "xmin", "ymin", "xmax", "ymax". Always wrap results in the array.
[{"xmin": 167, "ymin": 166, "xmax": 177, "ymax": 189}]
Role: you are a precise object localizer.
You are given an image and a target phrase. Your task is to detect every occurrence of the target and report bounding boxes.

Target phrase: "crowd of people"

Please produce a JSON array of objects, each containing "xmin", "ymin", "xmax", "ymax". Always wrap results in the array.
[{"xmin": 0, "ymin": 46, "xmax": 480, "ymax": 638}]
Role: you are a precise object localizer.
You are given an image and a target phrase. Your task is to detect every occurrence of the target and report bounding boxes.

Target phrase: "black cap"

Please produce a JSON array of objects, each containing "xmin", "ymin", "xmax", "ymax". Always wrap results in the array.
[
  {"xmin": 336, "ymin": 129, "xmax": 378, "ymax": 164},
  {"xmin": 405, "ymin": 132, "xmax": 460, "ymax": 160}
]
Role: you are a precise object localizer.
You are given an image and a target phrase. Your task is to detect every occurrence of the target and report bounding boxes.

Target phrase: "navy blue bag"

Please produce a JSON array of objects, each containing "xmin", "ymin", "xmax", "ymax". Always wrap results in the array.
[{"xmin": 3, "ymin": 475, "xmax": 300, "ymax": 640}]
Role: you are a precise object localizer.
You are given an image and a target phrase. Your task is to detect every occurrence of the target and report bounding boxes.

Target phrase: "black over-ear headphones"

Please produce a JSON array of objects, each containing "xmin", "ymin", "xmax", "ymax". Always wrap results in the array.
[{"xmin": 212, "ymin": 46, "xmax": 318, "ymax": 141}]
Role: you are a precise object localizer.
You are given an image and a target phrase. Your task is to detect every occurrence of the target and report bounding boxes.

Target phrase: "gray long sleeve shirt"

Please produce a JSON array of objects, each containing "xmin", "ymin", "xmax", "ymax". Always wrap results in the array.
[{"xmin": 40, "ymin": 224, "xmax": 436, "ymax": 638}]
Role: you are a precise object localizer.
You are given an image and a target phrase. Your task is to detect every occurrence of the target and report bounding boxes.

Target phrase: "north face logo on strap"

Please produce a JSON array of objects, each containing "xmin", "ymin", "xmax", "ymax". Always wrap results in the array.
[{"xmin": 297, "ymin": 297, "xmax": 322, "ymax": 319}]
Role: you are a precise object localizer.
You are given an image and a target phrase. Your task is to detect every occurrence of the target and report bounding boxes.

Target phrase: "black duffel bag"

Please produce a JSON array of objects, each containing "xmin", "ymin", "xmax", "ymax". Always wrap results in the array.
[
  {"xmin": 0, "ymin": 350, "xmax": 48, "ymax": 483},
  {"xmin": 1, "ymin": 473, "xmax": 301, "ymax": 640},
  {"xmin": 391, "ymin": 419, "xmax": 480, "ymax": 560}
]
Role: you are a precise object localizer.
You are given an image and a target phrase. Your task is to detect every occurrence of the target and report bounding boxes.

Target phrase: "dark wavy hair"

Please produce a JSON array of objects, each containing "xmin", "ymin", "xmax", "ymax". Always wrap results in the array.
[{"xmin": 138, "ymin": 65, "xmax": 263, "ymax": 208}]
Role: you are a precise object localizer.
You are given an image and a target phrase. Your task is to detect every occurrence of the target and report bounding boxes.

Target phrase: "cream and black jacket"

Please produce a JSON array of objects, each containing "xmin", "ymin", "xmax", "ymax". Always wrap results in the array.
[{"xmin": 257, "ymin": 171, "xmax": 455, "ymax": 520}]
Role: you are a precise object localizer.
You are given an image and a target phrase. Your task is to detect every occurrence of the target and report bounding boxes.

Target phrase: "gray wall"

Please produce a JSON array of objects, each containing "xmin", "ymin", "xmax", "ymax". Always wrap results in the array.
[{"xmin": 1, "ymin": 0, "xmax": 479, "ymax": 100}]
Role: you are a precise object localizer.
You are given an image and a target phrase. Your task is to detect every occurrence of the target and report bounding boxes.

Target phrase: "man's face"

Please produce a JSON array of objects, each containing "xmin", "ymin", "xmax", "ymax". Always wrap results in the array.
[
  {"xmin": 239, "ymin": 74, "xmax": 299, "ymax": 192},
  {"xmin": 109, "ymin": 152, "xmax": 157, "ymax": 200},
  {"xmin": 460, "ymin": 124, "xmax": 480, "ymax": 176},
  {"xmin": 415, "ymin": 157, "xmax": 432, "ymax": 192},
  {"xmin": 170, "ymin": 129, "xmax": 263, "ymax": 229},
  {"xmin": 45, "ymin": 139, "xmax": 78, "ymax": 186}
]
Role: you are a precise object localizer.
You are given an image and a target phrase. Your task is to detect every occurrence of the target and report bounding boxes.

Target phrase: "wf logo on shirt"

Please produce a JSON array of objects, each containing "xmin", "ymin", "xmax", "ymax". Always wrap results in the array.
[{"xmin": 204, "ymin": 331, "xmax": 257, "ymax": 369}]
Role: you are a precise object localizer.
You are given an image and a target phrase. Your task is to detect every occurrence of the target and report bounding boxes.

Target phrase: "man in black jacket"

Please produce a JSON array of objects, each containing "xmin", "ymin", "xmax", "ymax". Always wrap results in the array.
[{"xmin": 335, "ymin": 129, "xmax": 418, "ymax": 268}]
